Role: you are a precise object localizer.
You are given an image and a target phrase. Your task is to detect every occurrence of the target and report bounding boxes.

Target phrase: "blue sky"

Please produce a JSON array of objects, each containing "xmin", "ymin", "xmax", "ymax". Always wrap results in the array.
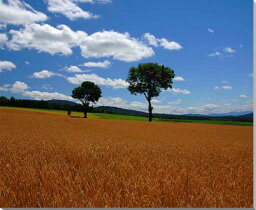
[{"xmin": 0, "ymin": 0, "xmax": 253, "ymax": 114}]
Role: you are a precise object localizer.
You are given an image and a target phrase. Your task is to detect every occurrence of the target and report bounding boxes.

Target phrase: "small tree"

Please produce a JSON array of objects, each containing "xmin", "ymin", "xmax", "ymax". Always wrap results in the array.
[
  {"xmin": 72, "ymin": 81, "xmax": 102, "ymax": 118},
  {"xmin": 126, "ymin": 63, "xmax": 175, "ymax": 122}
]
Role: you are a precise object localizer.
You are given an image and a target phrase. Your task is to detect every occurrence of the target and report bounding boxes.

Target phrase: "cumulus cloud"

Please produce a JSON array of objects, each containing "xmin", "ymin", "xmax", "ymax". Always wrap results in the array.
[
  {"xmin": 96, "ymin": 0, "xmax": 111, "ymax": 4},
  {"xmin": 80, "ymin": 31, "xmax": 154, "ymax": 62},
  {"xmin": 151, "ymin": 99, "xmax": 161, "ymax": 104},
  {"xmin": 0, "ymin": 84, "xmax": 10, "ymax": 91},
  {"xmin": 143, "ymin": 33, "xmax": 182, "ymax": 50},
  {"xmin": 46, "ymin": 0, "xmax": 98, "ymax": 20},
  {"xmin": 0, "ymin": 80, "xmax": 73, "ymax": 101},
  {"xmin": 208, "ymin": 51, "xmax": 221, "ymax": 57},
  {"xmin": 7, "ymin": 23, "xmax": 87, "ymax": 55},
  {"xmin": 165, "ymin": 87, "xmax": 191, "ymax": 95},
  {"xmin": 240, "ymin": 94, "xmax": 247, "ymax": 98},
  {"xmin": 208, "ymin": 28, "xmax": 214, "ymax": 33},
  {"xmin": 168, "ymin": 99, "xmax": 182, "ymax": 105},
  {"xmin": 214, "ymin": 86, "xmax": 220, "ymax": 90},
  {"xmin": 222, "ymin": 85, "xmax": 232, "ymax": 90},
  {"xmin": 10, "ymin": 81, "xmax": 29, "ymax": 93},
  {"xmin": 7, "ymin": 24, "xmax": 154, "ymax": 62},
  {"xmin": 0, "ymin": 0, "xmax": 47, "ymax": 25},
  {"xmin": 0, "ymin": 33, "xmax": 7, "ymax": 46},
  {"xmin": 65, "ymin": 65, "xmax": 85, "ymax": 73},
  {"xmin": 96, "ymin": 96, "xmax": 252, "ymax": 115},
  {"xmin": 0, "ymin": 23, "xmax": 6, "ymax": 30},
  {"xmin": 41, "ymin": 84, "xmax": 53, "ymax": 90},
  {"xmin": 67, "ymin": 73, "xmax": 129, "ymax": 89},
  {"xmin": 214, "ymin": 85, "xmax": 232, "ymax": 90},
  {"xmin": 224, "ymin": 47, "xmax": 235, "ymax": 53},
  {"xmin": 30, "ymin": 70, "xmax": 64, "ymax": 79},
  {"xmin": 174, "ymin": 76, "xmax": 185, "ymax": 81},
  {"xmin": 23, "ymin": 90, "xmax": 73, "ymax": 101},
  {"xmin": 158, "ymin": 38, "xmax": 183, "ymax": 50},
  {"xmin": 81, "ymin": 60, "xmax": 111, "ymax": 68},
  {"xmin": 0, "ymin": 60, "xmax": 16, "ymax": 72},
  {"xmin": 143, "ymin": 33, "xmax": 158, "ymax": 46}
]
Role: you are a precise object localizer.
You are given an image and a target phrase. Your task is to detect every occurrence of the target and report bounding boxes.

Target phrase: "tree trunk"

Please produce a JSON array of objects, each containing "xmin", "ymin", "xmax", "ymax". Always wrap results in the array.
[
  {"xmin": 148, "ymin": 99, "xmax": 153, "ymax": 122},
  {"xmin": 83, "ymin": 103, "xmax": 89, "ymax": 118}
]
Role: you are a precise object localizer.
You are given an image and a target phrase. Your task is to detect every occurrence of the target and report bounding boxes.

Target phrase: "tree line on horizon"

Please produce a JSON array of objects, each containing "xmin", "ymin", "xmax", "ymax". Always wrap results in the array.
[
  {"xmin": 0, "ymin": 63, "xmax": 175, "ymax": 122},
  {"xmin": 71, "ymin": 63, "xmax": 175, "ymax": 121}
]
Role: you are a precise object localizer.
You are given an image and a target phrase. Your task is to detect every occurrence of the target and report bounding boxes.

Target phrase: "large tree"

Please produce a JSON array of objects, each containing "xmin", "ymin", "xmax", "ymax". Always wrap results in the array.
[
  {"xmin": 126, "ymin": 63, "xmax": 175, "ymax": 122},
  {"xmin": 72, "ymin": 81, "xmax": 102, "ymax": 118}
]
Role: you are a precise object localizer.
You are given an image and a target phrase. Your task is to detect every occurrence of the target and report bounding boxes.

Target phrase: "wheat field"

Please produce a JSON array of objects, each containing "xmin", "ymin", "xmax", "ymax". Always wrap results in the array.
[{"xmin": 0, "ymin": 108, "xmax": 253, "ymax": 207}]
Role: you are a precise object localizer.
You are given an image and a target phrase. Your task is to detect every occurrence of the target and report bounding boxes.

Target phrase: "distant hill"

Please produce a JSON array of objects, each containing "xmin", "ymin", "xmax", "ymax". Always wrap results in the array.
[
  {"xmin": 185, "ymin": 111, "xmax": 253, "ymax": 117},
  {"xmin": 239, "ymin": 113, "xmax": 253, "ymax": 118},
  {"xmin": 206, "ymin": 111, "xmax": 253, "ymax": 117},
  {"xmin": 1, "ymin": 97, "xmax": 252, "ymax": 122},
  {"xmin": 93, "ymin": 106, "xmax": 253, "ymax": 121},
  {"xmin": 94, "ymin": 106, "xmax": 148, "ymax": 117},
  {"xmin": 47, "ymin": 99, "xmax": 77, "ymax": 105}
]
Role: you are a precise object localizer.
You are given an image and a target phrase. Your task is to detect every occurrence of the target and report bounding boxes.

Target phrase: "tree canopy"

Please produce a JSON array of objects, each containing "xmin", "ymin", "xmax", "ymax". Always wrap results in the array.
[
  {"xmin": 72, "ymin": 81, "xmax": 102, "ymax": 118},
  {"xmin": 126, "ymin": 63, "xmax": 175, "ymax": 121}
]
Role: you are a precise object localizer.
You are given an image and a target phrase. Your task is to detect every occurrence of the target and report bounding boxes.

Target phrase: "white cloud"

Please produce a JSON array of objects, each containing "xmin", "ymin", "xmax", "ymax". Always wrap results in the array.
[
  {"xmin": 80, "ymin": 30, "xmax": 154, "ymax": 62},
  {"xmin": 41, "ymin": 84, "xmax": 53, "ymax": 90},
  {"xmin": 239, "ymin": 44, "xmax": 243, "ymax": 48},
  {"xmin": 67, "ymin": 73, "xmax": 129, "ymax": 89},
  {"xmin": 168, "ymin": 99, "xmax": 182, "ymax": 104},
  {"xmin": 65, "ymin": 65, "xmax": 84, "ymax": 73},
  {"xmin": 222, "ymin": 85, "xmax": 232, "ymax": 90},
  {"xmin": 222, "ymin": 80, "xmax": 228, "ymax": 84},
  {"xmin": 158, "ymin": 38, "xmax": 182, "ymax": 50},
  {"xmin": 1, "ymin": 80, "xmax": 73, "ymax": 101},
  {"xmin": 0, "ymin": 0, "xmax": 47, "ymax": 25},
  {"xmin": 30, "ymin": 70, "xmax": 64, "ymax": 79},
  {"xmin": 0, "ymin": 84, "xmax": 10, "ymax": 91},
  {"xmin": 208, "ymin": 28, "xmax": 214, "ymax": 33},
  {"xmin": 224, "ymin": 47, "xmax": 235, "ymax": 53},
  {"xmin": 23, "ymin": 90, "xmax": 73, "ymax": 101},
  {"xmin": 46, "ymin": 0, "xmax": 98, "ymax": 20},
  {"xmin": 214, "ymin": 86, "xmax": 220, "ymax": 90},
  {"xmin": 7, "ymin": 23, "xmax": 87, "ymax": 55},
  {"xmin": 0, "ymin": 33, "xmax": 7, "ymax": 46},
  {"xmin": 0, "ymin": 23, "xmax": 6, "ymax": 30},
  {"xmin": 97, "ymin": 97, "xmax": 127, "ymax": 107},
  {"xmin": 96, "ymin": 96, "xmax": 252, "ymax": 115},
  {"xmin": 143, "ymin": 33, "xmax": 182, "ymax": 50},
  {"xmin": 174, "ymin": 76, "xmax": 185, "ymax": 81},
  {"xmin": 165, "ymin": 87, "xmax": 191, "ymax": 95},
  {"xmin": 240, "ymin": 94, "xmax": 247, "ymax": 98},
  {"xmin": 97, "ymin": 0, "xmax": 112, "ymax": 4},
  {"xmin": 7, "ymin": 24, "xmax": 154, "ymax": 62},
  {"xmin": 0, "ymin": 60, "xmax": 16, "ymax": 72},
  {"xmin": 208, "ymin": 51, "xmax": 221, "ymax": 57},
  {"xmin": 10, "ymin": 81, "xmax": 29, "ymax": 93},
  {"xmin": 214, "ymin": 85, "xmax": 233, "ymax": 90},
  {"xmin": 25, "ymin": 61, "xmax": 30, "ymax": 65},
  {"xmin": 81, "ymin": 60, "xmax": 111, "ymax": 68},
  {"xmin": 151, "ymin": 99, "xmax": 161, "ymax": 104},
  {"xmin": 73, "ymin": 0, "xmax": 112, "ymax": 4},
  {"xmin": 143, "ymin": 33, "xmax": 158, "ymax": 46}
]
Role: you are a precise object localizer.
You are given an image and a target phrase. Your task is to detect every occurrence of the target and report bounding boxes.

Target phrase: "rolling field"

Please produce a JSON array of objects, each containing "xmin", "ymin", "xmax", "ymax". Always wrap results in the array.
[
  {"xmin": 0, "ymin": 106, "xmax": 252, "ymax": 126},
  {"xmin": 0, "ymin": 108, "xmax": 253, "ymax": 207}
]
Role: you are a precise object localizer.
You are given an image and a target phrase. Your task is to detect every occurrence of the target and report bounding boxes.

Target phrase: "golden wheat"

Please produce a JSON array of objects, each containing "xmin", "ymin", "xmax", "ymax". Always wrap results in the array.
[{"xmin": 0, "ymin": 108, "xmax": 253, "ymax": 207}]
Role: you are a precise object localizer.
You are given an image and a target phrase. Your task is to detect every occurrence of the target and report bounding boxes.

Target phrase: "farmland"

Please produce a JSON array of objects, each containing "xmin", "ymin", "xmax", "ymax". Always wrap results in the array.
[
  {"xmin": 0, "ymin": 108, "xmax": 253, "ymax": 208},
  {"xmin": 0, "ymin": 106, "xmax": 252, "ymax": 126}
]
